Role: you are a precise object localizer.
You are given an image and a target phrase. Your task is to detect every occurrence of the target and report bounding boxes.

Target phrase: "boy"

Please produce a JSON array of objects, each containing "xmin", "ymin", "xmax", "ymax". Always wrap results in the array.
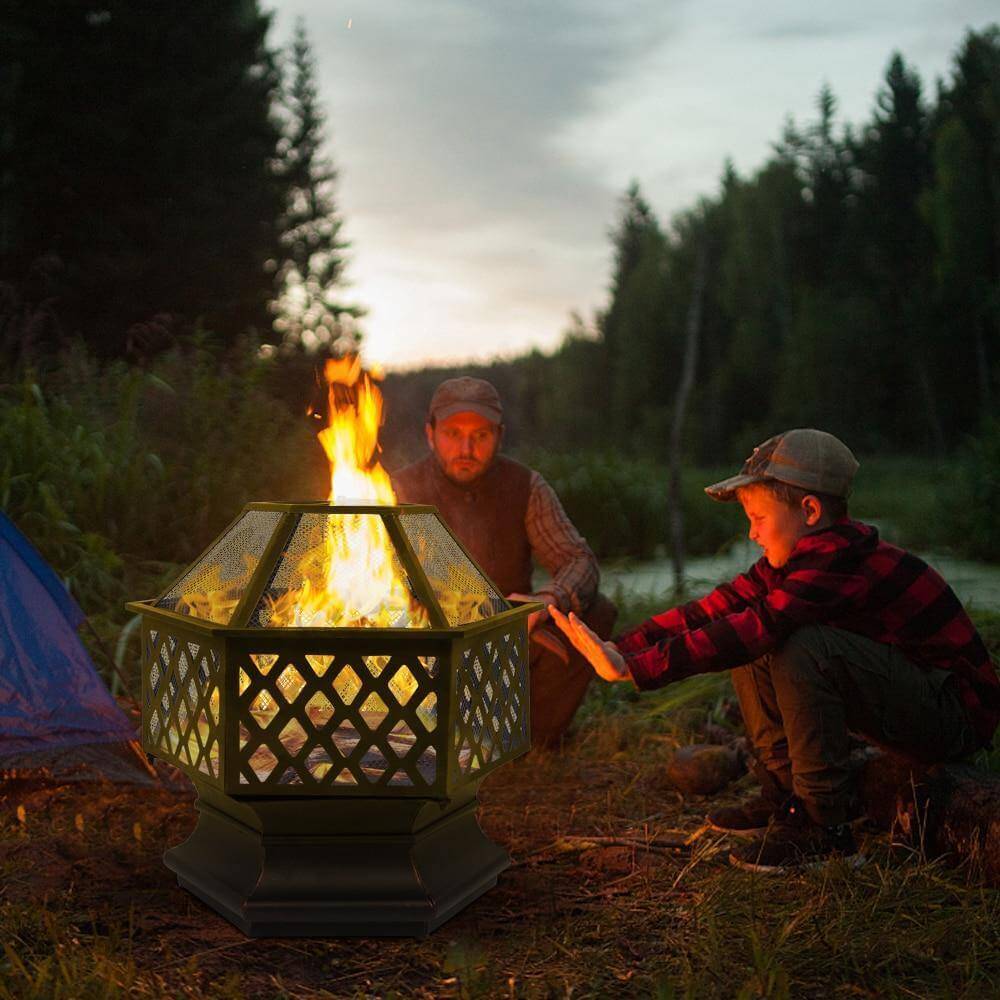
[{"xmin": 549, "ymin": 429, "xmax": 1000, "ymax": 872}]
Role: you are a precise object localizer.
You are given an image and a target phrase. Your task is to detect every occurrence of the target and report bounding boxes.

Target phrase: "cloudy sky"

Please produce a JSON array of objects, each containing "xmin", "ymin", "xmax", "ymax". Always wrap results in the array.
[{"xmin": 267, "ymin": 1, "xmax": 997, "ymax": 370}]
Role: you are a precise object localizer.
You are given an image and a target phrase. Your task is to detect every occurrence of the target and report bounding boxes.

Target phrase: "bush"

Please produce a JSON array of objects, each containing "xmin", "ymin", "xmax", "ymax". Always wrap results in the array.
[
  {"xmin": 936, "ymin": 420, "xmax": 1000, "ymax": 561},
  {"xmin": 518, "ymin": 449, "xmax": 744, "ymax": 560},
  {"xmin": 0, "ymin": 337, "xmax": 325, "ymax": 616}
]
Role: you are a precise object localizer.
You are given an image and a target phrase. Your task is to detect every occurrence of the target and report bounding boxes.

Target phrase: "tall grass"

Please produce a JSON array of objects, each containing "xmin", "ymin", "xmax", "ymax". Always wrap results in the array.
[{"xmin": 1, "ymin": 339, "xmax": 322, "ymax": 617}]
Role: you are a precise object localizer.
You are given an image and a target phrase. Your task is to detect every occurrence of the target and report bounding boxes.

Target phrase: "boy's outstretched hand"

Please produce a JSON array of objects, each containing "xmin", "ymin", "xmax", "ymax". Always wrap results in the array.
[{"xmin": 548, "ymin": 605, "xmax": 630, "ymax": 683}]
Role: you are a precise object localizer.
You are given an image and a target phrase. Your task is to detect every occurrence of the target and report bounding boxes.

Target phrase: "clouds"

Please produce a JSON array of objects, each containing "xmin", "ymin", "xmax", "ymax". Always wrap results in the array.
[{"xmin": 269, "ymin": 1, "xmax": 998, "ymax": 366}]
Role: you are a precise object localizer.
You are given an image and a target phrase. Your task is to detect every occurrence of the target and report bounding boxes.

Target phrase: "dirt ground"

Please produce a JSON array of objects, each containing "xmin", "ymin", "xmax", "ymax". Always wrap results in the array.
[{"xmin": 2, "ymin": 712, "xmax": 999, "ymax": 999}]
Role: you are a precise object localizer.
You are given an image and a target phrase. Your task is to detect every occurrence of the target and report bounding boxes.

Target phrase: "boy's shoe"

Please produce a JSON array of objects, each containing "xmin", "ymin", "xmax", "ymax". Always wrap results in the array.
[
  {"xmin": 706, "ymin": 794, "xmax": 782, "ymax": 837},
  {"xmin": 728, "ymin": 807, "xmax": 861, "ymax": 874}
]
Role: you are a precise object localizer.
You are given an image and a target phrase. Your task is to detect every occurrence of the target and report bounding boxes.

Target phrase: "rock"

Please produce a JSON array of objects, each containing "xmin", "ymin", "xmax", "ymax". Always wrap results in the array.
[
  {"xmin": 666, "ymin": 743, "xmax": 746, "ymax": 796},
  {"xmin": 857, "ymin": 748, "xmax": 1000, "ymax": 886}
]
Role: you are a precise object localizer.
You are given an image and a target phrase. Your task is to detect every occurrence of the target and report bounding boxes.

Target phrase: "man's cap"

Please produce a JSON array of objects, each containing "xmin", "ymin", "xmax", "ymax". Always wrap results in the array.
[
  {"xmin": 705, "ymin": 428, "xmax": 859, "ymax": 502},
  {"xmin": 428, "ymin": 376, "xmax": 503, "ymax": 424}
]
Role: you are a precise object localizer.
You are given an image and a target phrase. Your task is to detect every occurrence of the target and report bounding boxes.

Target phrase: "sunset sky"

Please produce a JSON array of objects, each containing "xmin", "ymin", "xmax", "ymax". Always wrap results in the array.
[{"xmin": 268, "ymin": 1, "xmax": 997, "ymax": 369}]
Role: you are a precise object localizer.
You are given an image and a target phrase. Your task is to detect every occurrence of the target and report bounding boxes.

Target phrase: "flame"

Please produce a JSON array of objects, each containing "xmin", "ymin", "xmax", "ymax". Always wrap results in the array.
[{"xmin": 265, "ymin": 355, "xmax": 430, "ymax": 630}]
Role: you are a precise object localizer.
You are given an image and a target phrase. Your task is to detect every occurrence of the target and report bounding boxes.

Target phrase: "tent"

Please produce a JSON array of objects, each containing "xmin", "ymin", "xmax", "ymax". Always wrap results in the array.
[{"xmin": 0, "ymin": 511, "xmax": 149, "ymax": 782}]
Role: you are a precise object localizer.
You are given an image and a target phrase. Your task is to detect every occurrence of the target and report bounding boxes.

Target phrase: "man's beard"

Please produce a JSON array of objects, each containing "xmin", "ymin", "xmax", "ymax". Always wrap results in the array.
[{"xmin": 438, "ymin": 454, "xmax": 494, "ymax": 486}]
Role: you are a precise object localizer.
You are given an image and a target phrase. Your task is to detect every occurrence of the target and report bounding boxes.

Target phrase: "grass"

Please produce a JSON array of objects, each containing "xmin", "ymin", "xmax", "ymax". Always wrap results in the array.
[
  {"xmin": 2, "ymin": 344, "xmax": 999, "ymax": 995},
  {"xmin": 1, "ymin": 595, "xmax": 998, "ymax": 999}
]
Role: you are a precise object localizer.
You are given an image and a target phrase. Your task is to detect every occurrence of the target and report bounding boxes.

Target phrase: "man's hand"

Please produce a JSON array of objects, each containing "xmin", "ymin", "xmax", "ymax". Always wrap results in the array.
[
  {"xmin": 507, "ymin": 592, "xmax": 550, "ymax": 633},
  {"xmin": 548, "ymin": 605, "xmax": 630, "ymax": 682}
]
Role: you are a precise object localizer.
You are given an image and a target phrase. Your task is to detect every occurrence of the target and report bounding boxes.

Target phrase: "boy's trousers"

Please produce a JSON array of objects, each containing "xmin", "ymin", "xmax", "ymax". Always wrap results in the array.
[{"xmin": 732, "ymin": 625, "xmax": 979, "ymax": 825}]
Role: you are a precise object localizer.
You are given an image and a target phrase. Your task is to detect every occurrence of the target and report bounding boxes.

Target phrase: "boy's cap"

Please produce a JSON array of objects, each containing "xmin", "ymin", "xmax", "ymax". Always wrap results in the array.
[
  {"xmin": 428, "ymin": 377, "xmax": 503, "ymax": 424},
  {"xmin": 705, "ymin": 428, "xmax": 859, "ymax": 502}
]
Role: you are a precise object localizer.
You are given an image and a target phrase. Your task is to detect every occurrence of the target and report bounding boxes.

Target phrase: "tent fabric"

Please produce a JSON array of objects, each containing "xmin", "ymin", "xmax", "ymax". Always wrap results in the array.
[{"xmin": 0, "ymin": 512, "xmax": 135, "ymax": 761}]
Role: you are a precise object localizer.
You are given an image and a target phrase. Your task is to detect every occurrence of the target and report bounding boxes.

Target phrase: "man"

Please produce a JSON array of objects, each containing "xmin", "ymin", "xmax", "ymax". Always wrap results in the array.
[
  {"xmin": 391, "ymin": 376, "xmax": 617, "ymax": 748},
  {"xmin": 550, "ymin": 428, "xmax": 998, "ymax": 872}
]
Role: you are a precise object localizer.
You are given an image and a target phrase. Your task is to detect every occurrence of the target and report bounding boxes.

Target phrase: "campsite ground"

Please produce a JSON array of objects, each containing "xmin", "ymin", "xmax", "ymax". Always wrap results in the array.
[{"xmin": 3, "ymin": 610, "xmax": 1000, "ymax": 999}]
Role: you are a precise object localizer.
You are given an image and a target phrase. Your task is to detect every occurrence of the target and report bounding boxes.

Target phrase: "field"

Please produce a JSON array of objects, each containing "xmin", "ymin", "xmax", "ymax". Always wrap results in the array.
[{"xmin": 3, "ymin": 606, "xmax": 999, "ymax": 999}]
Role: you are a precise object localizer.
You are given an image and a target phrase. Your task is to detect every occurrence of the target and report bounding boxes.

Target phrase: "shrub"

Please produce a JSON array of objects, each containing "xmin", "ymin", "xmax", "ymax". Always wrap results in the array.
[
  {"xmin": 518, "ymin": 449, "xmax": 743, "ymax": 560},
  {"xmin": 936, "ymin": 420, "xmax": 1000, "ymax": 561}
]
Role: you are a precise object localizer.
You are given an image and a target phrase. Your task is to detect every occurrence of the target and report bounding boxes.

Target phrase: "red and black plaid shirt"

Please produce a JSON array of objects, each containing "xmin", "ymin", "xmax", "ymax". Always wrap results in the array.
[{"xmin": 616, "ymin": 520, "xmax": 1000, "ymax": 747}]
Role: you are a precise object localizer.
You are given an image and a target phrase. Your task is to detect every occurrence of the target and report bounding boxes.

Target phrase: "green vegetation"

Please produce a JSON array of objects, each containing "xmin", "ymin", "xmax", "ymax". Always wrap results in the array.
[
  {"xmin": 1, "ymin": 3, "xmax": 355, "ymax": 358},
  {"xmin": 1, "ymin": 600, "xmax": 998, "ymax": 998},
  {"xmin": 377, "ymin": 26, "xmax": 1000, "ymax": 564},
  {"xmin": 2, "ymin": 337, "xmax": 997, "ymax": 706}
]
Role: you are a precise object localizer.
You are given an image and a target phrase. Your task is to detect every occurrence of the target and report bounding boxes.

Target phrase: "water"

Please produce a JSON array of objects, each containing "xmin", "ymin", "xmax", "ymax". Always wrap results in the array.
[{"xmin": 601, "ymin": 538, "xmax": 1000, "ymax": 612}]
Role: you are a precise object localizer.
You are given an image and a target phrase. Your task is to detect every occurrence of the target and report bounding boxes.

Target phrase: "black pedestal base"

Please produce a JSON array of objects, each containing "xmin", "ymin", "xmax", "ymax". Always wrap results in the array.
[{"xmin": 164, "ymin": 789, "xmax": 509, "ymax": 937}]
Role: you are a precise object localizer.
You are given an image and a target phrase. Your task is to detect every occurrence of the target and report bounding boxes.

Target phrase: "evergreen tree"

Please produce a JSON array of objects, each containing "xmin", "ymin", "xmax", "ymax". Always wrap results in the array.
[
  {"xmin": 927, "ymin": 27, "xmax": 1000, "ymax": 427},
  {"xmin": 0, "ymin": 0, "xmax": 287, "ymax": 356},
  {"xmin": 708, "ymin": 159, "xmax": 800, "ymax": 457},
  {"xmin": 271, "ymin": 20, "xmax": 361, "ymax": 354},
  {"xmin": 599, "ymin": 183, "xmax": 673, "ymax": 445},
  {"xmin": 856, "ymin": 54, "xmax": 941, "ymax": 450},
  {"xmin": 775, "ymin": 85, "xmax": 860, "ymax": 287}
]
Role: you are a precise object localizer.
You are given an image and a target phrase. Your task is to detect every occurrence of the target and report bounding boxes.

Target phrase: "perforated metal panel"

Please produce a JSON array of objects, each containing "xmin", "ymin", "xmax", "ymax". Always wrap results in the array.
[
  {"xmin": 451, "ymin": 626, "xmax": 528, "ymax": 783},
  {"xmin": 135, "ymin": 503, "xmax": 534, "ymax": 800},
  {"xmin": 156, "ymin": 510, "xmax": 283, "ymax": 624},
  {"xmin": 248, "ymin": 513, "xmax": 429, "ymax": 629},
  {"xmin": 397, "ymin": 511, "xmax": 509, "ymax": 625},
  {"xmin": 143, "ymin": 625, "xmax": 224, "ymax": 783},
  {"xmin": 234, "ymin": 649, "xmax": 442, "ymax": 789}
]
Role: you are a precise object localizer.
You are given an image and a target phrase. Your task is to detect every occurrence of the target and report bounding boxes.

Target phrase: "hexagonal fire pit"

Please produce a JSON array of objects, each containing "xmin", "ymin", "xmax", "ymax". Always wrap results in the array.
[{"xmin": 128, "ymin": 502, "xmax": 535, "ymax": 937}]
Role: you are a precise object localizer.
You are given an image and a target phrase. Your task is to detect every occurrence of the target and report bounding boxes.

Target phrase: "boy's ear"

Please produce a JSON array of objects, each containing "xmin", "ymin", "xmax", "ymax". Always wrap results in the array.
[{"xmin": 801, "ymin": 494, "xmax": 823, "ymax": 526}]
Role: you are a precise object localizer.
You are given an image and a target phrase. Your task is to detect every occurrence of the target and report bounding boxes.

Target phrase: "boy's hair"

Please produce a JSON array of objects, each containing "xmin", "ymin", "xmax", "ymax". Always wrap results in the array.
[{"xmin": 743, "ymin": 479, "xmax": 849, "ymax": 520}]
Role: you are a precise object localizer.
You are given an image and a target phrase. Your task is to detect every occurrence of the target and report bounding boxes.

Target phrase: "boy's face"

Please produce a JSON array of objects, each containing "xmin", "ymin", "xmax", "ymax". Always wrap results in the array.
[{"xmin": 738, "ymin": 484, "xmax": 815, "ymax": 568}]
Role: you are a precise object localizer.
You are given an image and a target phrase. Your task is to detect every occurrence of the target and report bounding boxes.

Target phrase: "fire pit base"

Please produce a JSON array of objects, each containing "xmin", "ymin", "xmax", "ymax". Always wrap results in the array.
[{"xmin": 164, "ymin": 784, "xmax": 509, "ymax": 937}]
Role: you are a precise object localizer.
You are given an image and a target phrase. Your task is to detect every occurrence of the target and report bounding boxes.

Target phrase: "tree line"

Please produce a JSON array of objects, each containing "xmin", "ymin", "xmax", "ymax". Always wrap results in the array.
[
  {"xmin": 383, "ymin": 26, "xmax": 1000, "ymax": 467},
  {"xmin": 0, "ymin": 1, "xmax": 353, "ymax": 360},
  {"xmin": 2, "ymin": 10, "xmax": 997, "ymax": 470}
]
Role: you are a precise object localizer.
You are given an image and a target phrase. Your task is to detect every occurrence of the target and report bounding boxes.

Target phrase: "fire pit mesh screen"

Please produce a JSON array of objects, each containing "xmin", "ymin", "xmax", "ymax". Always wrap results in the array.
[
  {"xmin": 247, "ymin": 514, "xmax": 427, "ymax": 629},
  {"xmin": 155, "ymin": 510, "xmax": 283, "ymax": 624},
  {"xmin": 145, "ymin": 625, "xmax": 224, "ymax": 782},
  {"xmin": 235, "ymin": 647, "xmax": 443, "ymax": 788},
  {"xmin": 453, "ymin": 628, "xmax": 528, "ymax": 779},
  {"xmin": 397, "ymin": 511, "xmax": 508, "ymax": 625},
  {"xmin": 134, "ymin": 504, "xmax": 534, "ymax": 798}
]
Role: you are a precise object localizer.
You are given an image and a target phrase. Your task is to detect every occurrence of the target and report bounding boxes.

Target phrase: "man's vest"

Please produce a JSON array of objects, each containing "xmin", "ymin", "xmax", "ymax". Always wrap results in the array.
[{"xmin": 391, "ymin": 455, "xmax": 534, "ymax": 598}]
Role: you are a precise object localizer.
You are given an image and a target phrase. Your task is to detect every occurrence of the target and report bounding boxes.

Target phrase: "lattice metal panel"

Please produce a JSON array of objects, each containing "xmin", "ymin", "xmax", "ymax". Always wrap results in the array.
[
  {"xmin": 156, "ymin": 510, "xmax": 283, "ymax": 624},
  {"xmin": 397, "ymin": 511, "xmax": 509, "ymax": 626},
  {"xmin": 144, "ymin": 626, "xmax": 224, "ymax": 782},
  {"xmin": 248, "ymin": 513, "xmax": 429, "ymax": 629},
  {"xmin": 451, "ymin": 624, "xmax": 528, "ymax": 782},
  {"xmin": 234, "ymin": 648, "xmax": 442, "ymax": 791}
]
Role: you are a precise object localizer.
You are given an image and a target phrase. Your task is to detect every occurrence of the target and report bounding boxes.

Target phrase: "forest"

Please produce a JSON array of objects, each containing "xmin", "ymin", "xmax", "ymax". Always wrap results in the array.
[{"xmin": 2, "ymin": 7, "xmax": 1000, "ymax": 998}]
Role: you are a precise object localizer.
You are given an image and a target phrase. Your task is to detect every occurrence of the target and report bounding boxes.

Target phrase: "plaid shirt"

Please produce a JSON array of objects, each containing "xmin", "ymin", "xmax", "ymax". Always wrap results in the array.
[
  {"xmin": 526, "ymin": 472, "xmax": 598, "ymax": 613},
  {"xmin": 616, "ymin": 520, "xmax": 1000, "ymax": 747}
]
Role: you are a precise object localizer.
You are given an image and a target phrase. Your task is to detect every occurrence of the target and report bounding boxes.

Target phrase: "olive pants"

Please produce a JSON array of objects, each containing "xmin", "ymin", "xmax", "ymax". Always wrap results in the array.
[
  {"xmin": 733, "ymin": 626, "xmax": 978, "ymax": 825},
  {"xmin": 529, "ymin": 592, "xmax": 618, "ymax": 748}
]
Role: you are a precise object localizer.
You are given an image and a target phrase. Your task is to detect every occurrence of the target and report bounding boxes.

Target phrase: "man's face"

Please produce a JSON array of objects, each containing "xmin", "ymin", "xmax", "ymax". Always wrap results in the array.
[
  {"xmin": 738, "ymin": 484, "xmax": 812, "ymax": 569},
  {"xmin": 426, "ymin": 411, "xmax": 501, "ymax": 485}
]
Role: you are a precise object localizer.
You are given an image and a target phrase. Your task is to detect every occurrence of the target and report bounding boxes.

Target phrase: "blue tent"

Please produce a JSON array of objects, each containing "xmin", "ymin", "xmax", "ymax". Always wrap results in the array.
[{"xmin": 0, "ymin": 512, "xmax": 135, "ymax": 762}]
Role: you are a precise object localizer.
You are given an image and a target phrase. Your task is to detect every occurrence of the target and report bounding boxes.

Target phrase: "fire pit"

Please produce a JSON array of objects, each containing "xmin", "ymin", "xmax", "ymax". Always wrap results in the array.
[{"xmin": 128, "ymin": 502, "xmax": 535, "ymax": 936}]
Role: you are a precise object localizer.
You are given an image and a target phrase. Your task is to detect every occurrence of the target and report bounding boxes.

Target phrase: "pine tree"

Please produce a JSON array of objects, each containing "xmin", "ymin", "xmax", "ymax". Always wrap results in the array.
[
  {"xmin": 855, "ymin": 54, "xmax": 942, "ymax": 450},
  {"xmin": 271, "ymin": 20, "xmax": 361, "ymax": 354},
  {"xmin": 0, "ymin": 0, "xmax": 287, "ymax": 356},
  {"xmin": 928, "ymin": 27, "xmax": 1000, "ymax": 427},
  {"xmin": 599, "ymin": 182, "xmax": 672, "ymax": 445}
]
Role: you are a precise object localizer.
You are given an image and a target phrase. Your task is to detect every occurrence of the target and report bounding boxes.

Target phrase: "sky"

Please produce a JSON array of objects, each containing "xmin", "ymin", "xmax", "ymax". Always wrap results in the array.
[{"xmin": 267, "ymin": 1, "xmax": 998, "ymax": 370}]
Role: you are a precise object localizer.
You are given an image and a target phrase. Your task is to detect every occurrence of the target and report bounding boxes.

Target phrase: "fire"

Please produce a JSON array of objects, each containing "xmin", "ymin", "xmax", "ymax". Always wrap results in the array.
[{"xmin": 264, "ymin": 355, "xmax": 430, "ymax": 630}]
